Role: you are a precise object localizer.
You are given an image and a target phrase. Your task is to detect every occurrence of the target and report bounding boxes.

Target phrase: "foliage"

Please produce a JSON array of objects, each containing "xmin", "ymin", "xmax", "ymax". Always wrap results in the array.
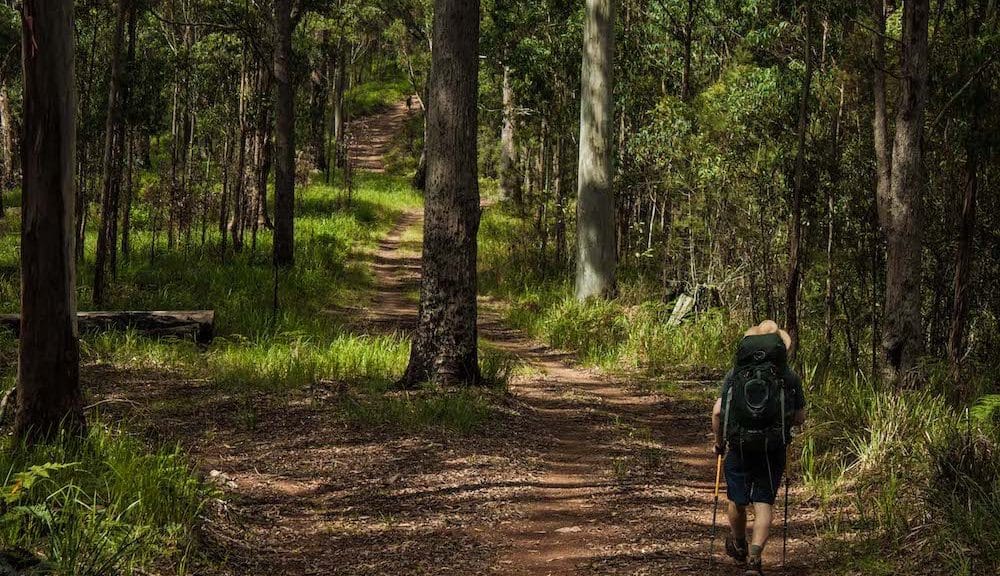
[{"xmin": 0, "ymin": 424, "xmax": 210, "ymax": 575}]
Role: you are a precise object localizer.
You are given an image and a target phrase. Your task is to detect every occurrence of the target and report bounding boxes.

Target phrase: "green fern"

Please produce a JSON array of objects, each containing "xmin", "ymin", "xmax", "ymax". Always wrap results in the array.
[{"xmin": 971, "ymin": 394, "xmax": 1000, "ymax": 424}]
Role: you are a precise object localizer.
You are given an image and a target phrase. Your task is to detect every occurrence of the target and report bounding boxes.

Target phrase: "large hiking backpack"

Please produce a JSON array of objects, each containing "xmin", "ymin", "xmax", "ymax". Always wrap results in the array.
[{"xmin": 722, "ymin": 333, "xmax": 790, "ymax": 453}]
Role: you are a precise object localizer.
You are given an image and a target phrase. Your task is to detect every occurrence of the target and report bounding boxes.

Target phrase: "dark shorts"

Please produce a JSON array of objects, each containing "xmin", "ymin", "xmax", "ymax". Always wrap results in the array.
[{"xmin": 725, "ymin": 447, "xmax": 786, "ymax": 505}]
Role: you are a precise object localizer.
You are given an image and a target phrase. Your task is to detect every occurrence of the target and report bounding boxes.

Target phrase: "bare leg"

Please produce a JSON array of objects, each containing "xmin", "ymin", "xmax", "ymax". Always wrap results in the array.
[
  {"xmin": 728, "ymin": 501, "xmax": 747, "ymax": 539},
  {"xmin": 750, "ymin": 502, "xmax": 773, "ymax": 549}
]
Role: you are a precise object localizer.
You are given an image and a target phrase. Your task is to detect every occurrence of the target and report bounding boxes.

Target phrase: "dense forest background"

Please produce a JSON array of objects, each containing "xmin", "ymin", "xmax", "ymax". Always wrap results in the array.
[{"xmin": 0, "ymin": 0, "xmax": 997, "ymax": 575}]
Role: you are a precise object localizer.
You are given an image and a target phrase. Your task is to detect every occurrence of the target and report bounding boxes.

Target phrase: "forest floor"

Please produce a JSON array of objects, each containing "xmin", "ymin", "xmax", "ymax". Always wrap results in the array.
[{"xmin": 87, "ymin": 99, "xmax": 820, "ymax": 575}]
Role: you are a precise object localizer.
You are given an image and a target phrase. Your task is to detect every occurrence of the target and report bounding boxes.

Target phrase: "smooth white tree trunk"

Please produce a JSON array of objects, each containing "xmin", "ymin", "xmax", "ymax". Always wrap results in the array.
[{"xmin": 575, "ymin": 0, "xmax": 615, "ymax": 300}]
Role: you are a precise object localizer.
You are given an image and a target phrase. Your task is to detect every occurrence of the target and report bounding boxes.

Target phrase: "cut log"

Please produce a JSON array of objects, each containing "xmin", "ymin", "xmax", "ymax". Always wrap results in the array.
[{"xmin": 0, "ymin": 311, "xmax": 214, "ymax": 344}]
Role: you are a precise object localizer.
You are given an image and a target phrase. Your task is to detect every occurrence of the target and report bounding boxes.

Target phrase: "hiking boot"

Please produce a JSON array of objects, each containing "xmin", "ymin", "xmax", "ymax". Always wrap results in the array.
[
  {"xmin": 725, "ymin": 536, "xmax": 748, "ymax": 563},
  {"xmin": 744, "ymin": 553, "xmax": 764, "ymax": 576}
]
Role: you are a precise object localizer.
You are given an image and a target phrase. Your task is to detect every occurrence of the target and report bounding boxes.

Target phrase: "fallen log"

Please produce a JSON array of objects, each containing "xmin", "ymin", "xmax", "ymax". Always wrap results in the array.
[{"xmin": 0, "ymin": 310, "xmax": 215, "ymax": 344}]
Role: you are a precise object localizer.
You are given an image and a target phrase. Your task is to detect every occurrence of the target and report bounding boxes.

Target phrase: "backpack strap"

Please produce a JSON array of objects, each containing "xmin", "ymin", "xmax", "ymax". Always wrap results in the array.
[
  {"xmin": 723, "ymin": 386, "xmax": 733, "ymax": 445},
  {"xmin": 780, "ymin": 384, "xmax": 786, "ymax": 446}
]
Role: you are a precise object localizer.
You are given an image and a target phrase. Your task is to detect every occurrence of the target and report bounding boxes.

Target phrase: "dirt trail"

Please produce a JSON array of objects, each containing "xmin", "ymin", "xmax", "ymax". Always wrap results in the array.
[
  {"xmin": 346, "ymin": 97, "xmax": 420, "ymax": 172},
  {"xmin": 90, "ymin": 99, "xmax": 817, "ymax": 575},
  {"xmin": 367, "ymin": 206, "xmax": 818, "ymax": 575}
]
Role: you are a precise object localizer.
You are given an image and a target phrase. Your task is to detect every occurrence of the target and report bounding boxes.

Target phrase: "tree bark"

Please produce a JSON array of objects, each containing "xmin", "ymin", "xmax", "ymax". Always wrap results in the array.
[
  {"xmin": 824, "ymin": 83, "xmax": 845, "ymax": 367},
  {"xmin": 872, "ymin": 0, "xmax": 892, "ymax": 226},
  {"xmin": 785, "ymin": 2, "xmax": 814, "ymax": 359},
  {"xmin": 0, "ymin": 80, "xmax": 14, "ymax": 194},
  {"xmin": 947, "ymin": 11, "xmax": 987, "ymax": 393},
  {"xmin": 273, "ymin": 0, "xmax": 295, "ymax": 267},
  {"xmin": 15, "ymin": 0, "xmax": 84, "ymax": 442},
  {"xmin": 94, "ymin": 0, "xmax": 130, "ymax": 306},
  {"xmin": 254, "ymin": 62, "xmax": 274, "ymax": 231},
  {"xmin": 401, "ymin": 0, "xmax": 482, "ymax": 387},
  {"xmin": 881, "ymin": 0, "xmax": 930, "ymax": 386},
  {"xmin": 309, "ymin": 30, "xmax": 330, "ymax": 173},
  {"xmin": 554, "ymin": 134, "xmax": 566, "ymax": 264},
  {"xmin": 498, "ymin": 65, "xmax": 520, "ymax": 205},
  {"xmin": 575, "ymin": 0, "xmax": 616, "ymax": 300},
  {"xmin": 333, "ymin": 37, "xmax": 347, "ymax": 168}
]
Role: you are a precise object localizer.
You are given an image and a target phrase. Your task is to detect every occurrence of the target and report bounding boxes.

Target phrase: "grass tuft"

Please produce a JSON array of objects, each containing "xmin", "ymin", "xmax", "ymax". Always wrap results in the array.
[{"xmin": 0, "ymin": 422, "xmax": 211, "ymax": 575}]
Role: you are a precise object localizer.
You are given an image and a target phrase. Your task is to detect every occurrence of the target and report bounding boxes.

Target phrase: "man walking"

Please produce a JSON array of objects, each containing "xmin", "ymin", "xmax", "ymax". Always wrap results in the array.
[{"xmin": 712, "ymin": 320, "xmax": 806, "ymax": 575}]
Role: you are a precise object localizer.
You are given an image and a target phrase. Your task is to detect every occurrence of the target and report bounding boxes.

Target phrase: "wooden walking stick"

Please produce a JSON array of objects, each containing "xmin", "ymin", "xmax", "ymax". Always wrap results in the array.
[
  {"xmin": 709, "ymin": 452, "xmax": 724, "ymax": 567},
  {"xmin": 711, "ymin": 388, "xmax": 733, "ymax": 567},
  {"xmin": 783, "ymin": 472, "xmax": 790, "ymax": 567}
]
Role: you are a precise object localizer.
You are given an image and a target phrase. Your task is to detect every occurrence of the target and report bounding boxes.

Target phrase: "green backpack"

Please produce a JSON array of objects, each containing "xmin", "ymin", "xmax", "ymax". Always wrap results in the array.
[{"xmin": 721, "ymin": 333, "xmax": 790, "ymax": 453}]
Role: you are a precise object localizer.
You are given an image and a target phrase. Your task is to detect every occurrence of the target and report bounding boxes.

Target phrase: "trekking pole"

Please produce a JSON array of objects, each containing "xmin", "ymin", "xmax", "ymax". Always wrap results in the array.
[
  {"xmin": 782, "ymin": 472, "xmax": 789, "ymax": 567},
  {"xmin": 709, "ymin": 452, "xmax": 723, "ymax": 568}
]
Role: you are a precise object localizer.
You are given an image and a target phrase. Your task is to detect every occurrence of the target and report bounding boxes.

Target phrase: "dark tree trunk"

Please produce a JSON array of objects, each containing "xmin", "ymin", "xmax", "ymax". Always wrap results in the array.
[
  {"xmin": 94, "ymin": 0, "xmax": 130, "ymax": 306},
  {"xmin": 120, "ymin": 5, "xmax": 137, "ymax": 265},
  {"xmin": 784, "ymin": 1, "xmax": 813, "ymax": 359},
  {"xmin": 273, "ymin": 0, "xmax": 295, "ymax": 267},
  {"xmin": 333, "ymin": 37, "xmax": 347, "ymax": 168},
  {"xmin": 947, "ymin": 11, "xmax": 987, "ymax": 393},
  {"xmin": 401, "ymin": 0, "xmax": 482, "ymax": 387},
  {"xmin": 872, "ymin": 0, "xmax": 892, "ymax": 227},
  {"xmin": 15, "ymin": 0, "xmax": 84, "ymax": 442},
  {"xmin": 575, "ymin": 0, "xmax": 616, "ymax": 300},
  {"xmin": 254, "ymin": 62, "xmax": 274, "ymax": 231},
  {"xmin": 823, "ymin": 83, "xmax": 845, "ymax": 368},
  {"xmin": 309, "ymin": 30, "xmax": 329, "ymax": 172},
  {"xmin": 882, "ymin": 0, "xmax": 930, "ymax": 386},
  {"xmin": 680, "ymin": 0, "xmax": 696, "ymax": 101}
]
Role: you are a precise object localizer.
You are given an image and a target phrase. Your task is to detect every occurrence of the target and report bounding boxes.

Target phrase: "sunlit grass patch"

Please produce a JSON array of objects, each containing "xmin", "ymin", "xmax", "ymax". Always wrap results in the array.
[
  {"xmin": 209, "ymin": 333, "xmax": 411, "ymax": 393},
  {"xmin": 344, "ymin": 78, "xmax": 411, "ymax": 117},
  {"xmin": 338, "ymin": 387, "xmax": 498, "ymax": 435},
  {"xmin": 0, "ymin": 422, "xmax": 211, "ymax": 575}
]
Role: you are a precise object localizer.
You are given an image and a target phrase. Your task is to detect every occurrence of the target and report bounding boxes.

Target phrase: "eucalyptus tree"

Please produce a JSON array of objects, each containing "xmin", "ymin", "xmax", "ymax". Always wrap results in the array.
[
  {"xmin": 15, "ymin": 0, "xmax": 84, "ymax": 441},
  {"xmin": 575, "ymin": 0, "xmax": 615, "ymax": 300},
  {"xmin": 873, "ymin": 0, "xmax": 930, "ymax": 386},
  {"xmin": 401, "ymin": 0, "xmax": 482, "ymax": 387}
]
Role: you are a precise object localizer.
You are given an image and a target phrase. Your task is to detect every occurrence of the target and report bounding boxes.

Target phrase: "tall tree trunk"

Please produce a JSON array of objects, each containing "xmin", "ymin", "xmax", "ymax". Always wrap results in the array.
[
  {"xmin": 0, "ymin": 81, "xmax": 14, "ymax": 196},
  {"xmin": 882, "ymin": 0, "xmax": 930, "ymax": 386},
  {"xmin": 309, "ymin": 33, "xmax": 329, "ymax": 173},
  {"xmin": 947, "ymin": 11, "xmax": 987, "ymax": 393},
  {"xmin": 120, "ymin": 3, "xmax": 137, "ymax": 266},
  {"xmin": 680, "ymin": 0, "xmax": 695, "ymax": 101},
  {"xmin": 273, "ymin": 0, "xmax": 295, "ymax": 267},
  {"xmin": 15, "ymin": 0, "xmax": 84, "ymax": 442},
  {"xmin": 401, "ymin": 0, "xmax": 482, "ymax": 387},
  {"xmin": 823, "ymin": 83, "xmax": 845, "ymax": 367},
  {"xmin": 333, "ymin": 37, "xmax": 347, "ymax": 168},
  {"xmin": 94, "ymin": 0, "xmax": 130, "ymax": 306},
  {"xmin": 554, "ymin": 133, "xmax": 566, "ymax": 264},
  {"xmin": 872, "ymin": 0, "xmax": 892, "ymax": 227},
  {"xmin": 498, "ymin": 65, "xmax": 520, "ymax": 205},
  {"xmin": 784, "ymin": 1, "xmax": 814, "ymax": 358},
  {"xmin": 255, "ymin": 62, "xmax": 274, "ymax": 230},
  {"xmin": 575, "ymin": 0, "xmax": 616, "ymax": 300}
]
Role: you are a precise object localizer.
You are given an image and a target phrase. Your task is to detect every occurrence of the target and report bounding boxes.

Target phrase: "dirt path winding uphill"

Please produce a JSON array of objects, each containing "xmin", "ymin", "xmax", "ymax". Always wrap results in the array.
[
  {"xmin": 368, "ymin": 206, "xmax": 819, "ymax": 575},
  {"xmin": 345, "ymin": 97, "xmax": 420, "ymax": 172}
]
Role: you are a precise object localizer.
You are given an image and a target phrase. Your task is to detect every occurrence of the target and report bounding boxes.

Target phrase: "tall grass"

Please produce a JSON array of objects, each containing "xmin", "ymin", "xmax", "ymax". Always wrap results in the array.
[
  {"xmin": 479, "ymin": 205, "xmax": 739, "ymax": 372},
  {"xmin": 0, "ymin": 423, "xmax": 210, "ymax": 575},
  {"xmin": 802, "ymin": 369, "xmax": 1000, "ymax": 574}
]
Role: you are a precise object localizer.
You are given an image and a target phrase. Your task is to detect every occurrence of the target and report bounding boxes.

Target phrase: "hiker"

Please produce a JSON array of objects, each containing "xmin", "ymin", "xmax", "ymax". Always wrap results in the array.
[
  {"xmin": 406, "ymin": 94, "xmax": 413, "ymax": 110},
  {"xmin": 711, "ymin": 320, "xmax": 806, "ymax": 575}
]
